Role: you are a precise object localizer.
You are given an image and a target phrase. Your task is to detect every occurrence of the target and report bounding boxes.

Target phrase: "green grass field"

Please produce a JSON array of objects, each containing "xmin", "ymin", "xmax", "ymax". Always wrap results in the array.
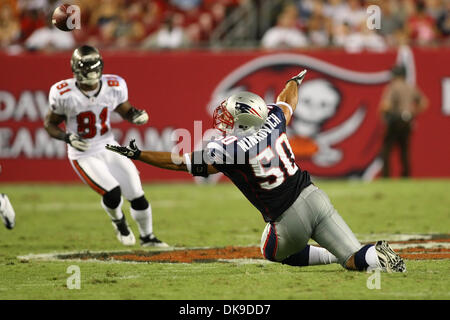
[{"xmin": 0, "ymin": 179, "xmax": 449, "ymax": 300}]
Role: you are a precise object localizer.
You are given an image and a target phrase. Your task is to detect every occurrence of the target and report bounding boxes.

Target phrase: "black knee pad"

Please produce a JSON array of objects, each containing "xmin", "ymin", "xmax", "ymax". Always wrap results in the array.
[
  {"xmin": 353, "ymin": 244, "xmax": 373, "ymax": 271},
  {"xmin": 130, "ymin": 195, "xmax": 149, "ymax": 210},
  {"xmin": 281, "ymin": 246, "xmax": 310, "ymax": 266},
  {"xmin": 102, "ymin": 186, "xmax": 122, "ymax": 209}
]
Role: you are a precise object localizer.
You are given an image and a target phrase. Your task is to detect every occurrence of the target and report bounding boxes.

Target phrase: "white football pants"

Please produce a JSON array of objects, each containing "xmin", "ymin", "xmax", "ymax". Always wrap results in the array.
[{"xmin": 70, "ymin": 149, "xmax": 145, "ymax": 201}]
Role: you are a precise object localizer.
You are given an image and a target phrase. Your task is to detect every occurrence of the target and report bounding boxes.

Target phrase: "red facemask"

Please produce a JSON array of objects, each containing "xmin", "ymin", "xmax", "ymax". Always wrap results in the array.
[{"xmin": 213, "ymin": 101, "xmax": 234, "ymax": 134}]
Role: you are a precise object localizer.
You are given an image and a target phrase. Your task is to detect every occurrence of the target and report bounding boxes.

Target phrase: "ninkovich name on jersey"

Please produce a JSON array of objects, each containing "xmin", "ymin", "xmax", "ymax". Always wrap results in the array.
[{"xmin": 191, "ymin": 104, "xmax": 312, "ymax": 222}]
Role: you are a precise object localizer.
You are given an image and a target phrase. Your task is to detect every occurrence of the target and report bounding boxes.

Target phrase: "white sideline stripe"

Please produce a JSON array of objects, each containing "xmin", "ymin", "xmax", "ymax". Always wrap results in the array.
[
  {"xmin": 390, "ymin": 242, "xmax": 450, "ymax": 250},
  {"xmin": 17, "ymin": 245, "xmax": 259, "ymax": 263},
  {"xmin": 218, "ymin": 258, "xmax": 272, "ymax": 265},
  {"xmin": 355, "ymin": 233, "xmax": 435, "ymax": 242},
  {"xmin": 17, "ymin": 234, "xmax": 448, "ymax": 264}
]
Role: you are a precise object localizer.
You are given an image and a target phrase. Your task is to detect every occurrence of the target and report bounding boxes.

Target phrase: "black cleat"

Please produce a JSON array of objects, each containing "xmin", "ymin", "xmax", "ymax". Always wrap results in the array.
[
  {"xmin": 140, "ymin": 233, "xmax": 169, "ymax": 248},
  {"xmin": 111, "ymin": 216, "xmax": 135, "ymax": 246}
]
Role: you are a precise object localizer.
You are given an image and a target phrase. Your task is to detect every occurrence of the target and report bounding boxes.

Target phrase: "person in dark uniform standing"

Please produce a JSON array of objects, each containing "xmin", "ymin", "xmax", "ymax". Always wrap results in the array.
[
  {"xmin": 379, "ymin": 65, "xmax": 428, "ymax": 177},
  {"xmin": 106, "ymin": 70, "xmax": 406, "ymax": 273}
]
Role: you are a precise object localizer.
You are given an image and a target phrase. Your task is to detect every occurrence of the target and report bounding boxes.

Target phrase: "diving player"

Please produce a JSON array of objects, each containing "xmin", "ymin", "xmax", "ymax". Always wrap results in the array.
[
  {"xmin": 106, "ymin": 70, "xmax": 405, "ymax": 272},
  {"xmin": 45, "ymin": 45, "xmax": 168, "ymax": 248}
]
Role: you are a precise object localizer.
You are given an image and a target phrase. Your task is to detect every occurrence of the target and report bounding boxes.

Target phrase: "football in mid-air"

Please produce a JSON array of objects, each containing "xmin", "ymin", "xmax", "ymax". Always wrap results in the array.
[{"xmin": 52, "ymin": 4, "xmax": 77, "ymax": 32}]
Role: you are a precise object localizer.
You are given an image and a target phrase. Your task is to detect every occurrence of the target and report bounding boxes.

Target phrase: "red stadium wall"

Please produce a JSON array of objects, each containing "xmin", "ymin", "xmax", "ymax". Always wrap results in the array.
[{"xmin": 0, "ymin": 48, "xmax": 449, "ymax": 182}]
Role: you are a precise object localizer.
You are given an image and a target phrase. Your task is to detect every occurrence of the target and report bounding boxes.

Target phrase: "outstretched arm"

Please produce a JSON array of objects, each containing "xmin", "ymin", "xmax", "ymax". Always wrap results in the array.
[
  {"xmin": 276, "ymin": 70, "xmax": 307, "ymax": 125},
  {"xmin": 106, "ymin": 140, "xmax": 218, "ymax": 175},
  {"xmin": 141, "ymin": 151, "xmax": 188, "ymax": 172}
]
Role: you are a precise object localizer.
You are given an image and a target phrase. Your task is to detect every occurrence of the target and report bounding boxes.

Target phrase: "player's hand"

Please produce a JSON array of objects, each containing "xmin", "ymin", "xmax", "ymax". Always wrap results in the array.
[
  {"xmin": 105, "ymin": 139, "xmax": 141, "ymax": 160},
  {"xmin": 64, "ymin": 133, "xmax": 89, "ymax": 152},
  {"xmin": 131, "ymin": 109, "xmax": 149, "ymax": 125},
  {"xmin": 287, "ymin": 69, "xmax": 307, "ymax": 86}
]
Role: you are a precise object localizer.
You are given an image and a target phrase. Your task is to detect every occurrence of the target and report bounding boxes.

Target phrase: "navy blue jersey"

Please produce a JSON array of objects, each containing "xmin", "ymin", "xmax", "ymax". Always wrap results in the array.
[{"xmin": 202, "ymin": 104, "xmax": 312, "ymax": 222}]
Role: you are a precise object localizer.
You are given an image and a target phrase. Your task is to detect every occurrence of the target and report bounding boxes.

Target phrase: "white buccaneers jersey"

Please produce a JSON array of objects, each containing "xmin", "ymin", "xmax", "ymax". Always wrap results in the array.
[{"xmin": 49, "ymin": 74, "xmax": 127, "ymax": 159}]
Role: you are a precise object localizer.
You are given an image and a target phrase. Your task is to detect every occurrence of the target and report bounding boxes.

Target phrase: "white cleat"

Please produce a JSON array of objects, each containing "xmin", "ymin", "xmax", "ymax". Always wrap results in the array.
[
  {"xmin": 0, "ymin": 194, "xmax": 15, "ymax": 230},
  {"xmin": 112, "ymin": 217, "xmax": 136, "ymax": 246},
  {"xmin": 375, "ymin": 240, "xmax": 406, "ymax": 273}
]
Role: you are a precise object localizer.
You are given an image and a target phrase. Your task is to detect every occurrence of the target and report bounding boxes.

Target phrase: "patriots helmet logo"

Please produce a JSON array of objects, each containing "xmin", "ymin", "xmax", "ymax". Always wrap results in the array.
[{"xmin": 235, "ymin": 102, "xmax": 262, "ymax": 118}]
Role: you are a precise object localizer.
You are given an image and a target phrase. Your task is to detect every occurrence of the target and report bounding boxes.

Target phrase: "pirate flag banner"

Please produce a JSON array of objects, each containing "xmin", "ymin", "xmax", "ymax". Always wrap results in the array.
[{"xmin": 0, "ymin": 47, "xmax": 449, "ymax": 181}]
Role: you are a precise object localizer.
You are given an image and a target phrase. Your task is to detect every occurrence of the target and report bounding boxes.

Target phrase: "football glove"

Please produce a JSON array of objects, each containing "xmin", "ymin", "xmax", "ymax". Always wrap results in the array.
[
  {"xmin": 130, "ymin": 108, "xmax": 149, "ymax": 125},
  {"xmin": 105, "ymin": 139, "xmax": 141, "ymax": 160},
  {"xmin": 64, "ymin": 133, "xmax": 89, "ymax": 152},
  {"xmin": 287, "ymin": 69, "xmax": 308, "ymax": 86}
]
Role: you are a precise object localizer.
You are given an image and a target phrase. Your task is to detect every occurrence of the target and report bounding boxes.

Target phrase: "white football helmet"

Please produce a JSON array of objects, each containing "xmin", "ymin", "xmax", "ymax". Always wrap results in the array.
[{"xmin": 213, "ymin": 91, "xmax": 268, "ymax": 136}]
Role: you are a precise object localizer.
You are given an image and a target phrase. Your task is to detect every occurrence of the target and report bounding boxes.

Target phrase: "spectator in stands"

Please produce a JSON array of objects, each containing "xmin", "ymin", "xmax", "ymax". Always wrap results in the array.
[
  {"xmin": 306, "ymin": 5, "xmax": 331, "ymax": 47},
  {"xmin": 406, "ymin": 0, "xmax": 438, "ymax": 46},
  {"xmin": 424, "ymin": 0, "xmax": 444, "ymax": 19},
  {"xmin": 261, "ymin": 4, "xmax": 309, "ymax": 49},
  {"xmin": 331, "ymin": 21, "xmax": 349, "ymax": 47},
  {"xmin": 89, "ymin": 0, "xmax": 121, "ymax": 28},
  {"xmin": 172, "ymin": 0, "xmax": 202, "ymax": 26},
  {"xmin": 82, "ymin": 0, "xmax": 122, "ymax": 47},
  {"xmin": 185, "ymin": 22, "xmax": 202, "ymax": 46},
  {"xmin": 0, "ymin": 2, "xmax": 21, "ymax": 48},
  {"xmin": 322, "ymin": 0, "xmax": 347, "ymax": 25},
  {"xmin": 25, "ymin": 17, "xmax": 75, "ymax": 51},
  {"xmin": 0, "ymin": 0, "xmax": 447, "ymax": 51},
  {"xmin": 141, "ymin": 1, "xmax": 165, "ymax": 36},
  {"xmin": 17, "ymin": 3, "xmax": 47, "ymax": 42},
  {"xmin": 142, "ymin": 13, "xmax": 190, "ymax": 49},
  {"xmin": 378, "ymin": 0, "xmax": 406, "ymax": 47},
  {"xmin": 340, "ymin": 0, "xmax": 367, "ymax": 30},
  {"xmin": 297, "ymin": 0, "xmax": 316, "ymax": 22},
  {"xmin": 343, "ymin": 21, "xmax": 387, "ymax": 52},
  {"xmin": 210, "ymin": 2, "xmax": 227, "ymax": 27},
  {"xmin": 114, "ymin": 2, "xmax": 146, "ymax": 47},
  {"xmin": 170, "ymin": 0, "xmax": 202, "ymax": 12},
  {"xmin": 437, "ymin": 0, "xmax": 450, "ymax": 42},
  {"xmin": 198, "ymin": 12, "xmax": 214, "ymax": 43},
  {"xmin": 325, "ymin": 0, "xmax": 365, "ymax": 29}
]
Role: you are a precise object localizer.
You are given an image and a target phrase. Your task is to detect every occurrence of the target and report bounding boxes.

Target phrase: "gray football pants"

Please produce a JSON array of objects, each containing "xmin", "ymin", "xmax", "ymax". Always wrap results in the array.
[{"xmin": 260, "ymin": 184, "xmax": 362, "ymax": 265}]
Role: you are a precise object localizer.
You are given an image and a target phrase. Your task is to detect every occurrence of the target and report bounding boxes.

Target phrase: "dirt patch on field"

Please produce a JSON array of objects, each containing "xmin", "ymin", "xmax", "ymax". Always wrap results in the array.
[
  {"xmin": 113, "ymin": 246, "xmax": 261, "ymax": 263},
  {"xmin": 58, "ymin": 246, "xmax": 262, "ymax": 263},
  {"xmin": 52, "ymin": 236, "xmax": 450, "ymax": 263}
]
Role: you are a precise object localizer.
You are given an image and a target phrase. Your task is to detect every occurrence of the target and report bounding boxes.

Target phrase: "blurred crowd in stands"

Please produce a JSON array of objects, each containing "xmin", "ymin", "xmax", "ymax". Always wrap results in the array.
[
  {"xmin": 262, "ymin": 0, "xmax": 450, "ymax": 51},
  {"xmin": 0, "ymin": 0, "xmax": 449, "ymax": 53}
]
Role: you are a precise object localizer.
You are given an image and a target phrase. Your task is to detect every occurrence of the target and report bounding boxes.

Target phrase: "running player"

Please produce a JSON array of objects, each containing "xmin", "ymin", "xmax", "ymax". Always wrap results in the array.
[
  {"xmin": 106, "ymin": 70, "xmax": 405, "ymax": 272},
  {"xmin": 45, "ymin": 45, "xmax": 167, "ymax": 247}
]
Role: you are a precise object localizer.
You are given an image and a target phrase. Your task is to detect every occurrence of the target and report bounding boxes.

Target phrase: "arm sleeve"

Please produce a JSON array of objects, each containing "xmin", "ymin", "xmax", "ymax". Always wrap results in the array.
[
  {"xmin": 183, "ymin": 151, "xmax": 209, "ymax": 177},
  {"xmin": 268, "ymin": 104, "xmax": 287, "ymax": 127},
  {"xmin": 115, "ymin": 76, "xmax": 128, "ymax": 106},
  {"xmin": 48, "ymin": 84, "xmax": 66, "ymax": 115},
  {"xmin": 274, "ymin": 102, "xmax": 293, "ymax": 117},
  {"xmin": 183, "ymin": 140, "xmax": 236, "ymax": 177}
]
